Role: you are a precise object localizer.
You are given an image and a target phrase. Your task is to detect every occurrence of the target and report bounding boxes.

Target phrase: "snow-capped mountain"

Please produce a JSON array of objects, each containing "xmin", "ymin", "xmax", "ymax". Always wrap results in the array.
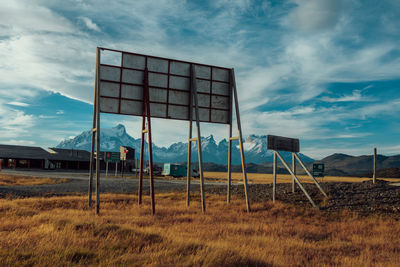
[{"xmin": 56, "ymin": 124, "xmax": 314, "ymax": 164}]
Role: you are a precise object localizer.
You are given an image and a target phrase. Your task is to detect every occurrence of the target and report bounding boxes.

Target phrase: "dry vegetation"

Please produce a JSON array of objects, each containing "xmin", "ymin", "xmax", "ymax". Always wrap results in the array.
[
  {"xmin": 204, "ymin": 171, "xmax": 400, "ymax": 184},
  {"xmin": 1, "ymin": 193, "xmax": 400, "ymax": 266},
  {"xmin": 0, "ymin": 174, "xmax": 68, "ymax": 186}
]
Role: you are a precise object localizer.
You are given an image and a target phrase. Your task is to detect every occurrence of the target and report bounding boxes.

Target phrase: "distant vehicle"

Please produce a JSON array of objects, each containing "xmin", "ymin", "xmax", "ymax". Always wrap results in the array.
[{"xmin": 162, "ymin": 163, "xmax": 199, "ymax": 178}]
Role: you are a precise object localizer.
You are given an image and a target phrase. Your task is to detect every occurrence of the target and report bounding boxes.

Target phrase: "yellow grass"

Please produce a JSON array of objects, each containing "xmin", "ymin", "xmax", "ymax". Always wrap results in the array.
[
  {"xmin": 0, "ymin": 193, "xmax": 400, "ymax": 266},
  {"xmin": 204, "ymin": 171, "xmax": 400, "ymax": 184},
  {"xmin": 0, "ymin": 174, "xmax": 68, "ymax": 186}
]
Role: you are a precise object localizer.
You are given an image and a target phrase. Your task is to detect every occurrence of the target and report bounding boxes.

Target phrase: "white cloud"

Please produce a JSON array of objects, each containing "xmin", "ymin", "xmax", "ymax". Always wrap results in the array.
[
  {"xmin": 321, "ymin": 90, "xmax": 368, "ymax": 102},
  {"xmin": 80, "ymin": 17, "xmax": 101, "ymax": 32},
  {"xmin": 0, "ymin": 102, "xmax": 36, "ymax": 141},
  {"xmin": 5, "ymin": 139, "xmax": 36, "ymax": 146},
  {"xmin": 8, "ymin": 101, "xmax": 29, "ymax": 107},
  {"xmin": 0, "ymin": 1, "xmax": 75, "ymax": 33},
  {"xmin": 286, "ymin": 0, "xmax": 344, "ymax": 32}
]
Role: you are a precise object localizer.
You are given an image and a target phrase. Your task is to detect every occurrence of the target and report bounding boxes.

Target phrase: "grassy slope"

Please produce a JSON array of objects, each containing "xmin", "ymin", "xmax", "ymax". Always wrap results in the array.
[{"xmin": 0, "ymin": 193, "xmax": 399, "ymax": 266}]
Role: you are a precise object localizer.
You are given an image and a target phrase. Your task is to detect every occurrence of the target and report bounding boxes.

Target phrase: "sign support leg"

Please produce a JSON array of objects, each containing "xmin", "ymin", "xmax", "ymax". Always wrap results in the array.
[
  {"xmin": 227, "ymin": 123, "xmax": 232, "ymax": 203},
  {"xmin": 88, "ymin": 48, "xmax": 100, "ymax": 208},
  {"xmin": 186, "ymin": 123, "xmax": 193, "ymax": 207},
  {"xmin": 138, "ymin": 113, "xmax": 145, "ymax": 204},
  {"xmin": 276, "ymin": 151, "xmax": 318, "ymax": 208},
  {"xmin": 294, "ymin": 153, "xmax": 328, "ymax": 198},
  {"xmin": 273, "ymin": 151, "xmax": 277, "ymax": 202},
  {"xmin": 231, "ymin": 69, "xmax": 250, "ymax": 212},
  {"xmin": 292, "ymin": 152, "xmax": 296, "ymax": 193},
  {"xmin": 186, "ymin": 78, "xmax": 193, "ymax": 207},
  {"xmin": 373, "ymin": 147, "xmax": 377, "ymax": 184},
  {"xmin": 191, "ymin": 65, "xmax": 206, "ymax": 213},
  {"xmin": 137, "ymin": 67, "xmax": 155, "ymax": 214},
  {"xmin": 95, "ymin": 62, "xmax": 101, "ymax": 215}
]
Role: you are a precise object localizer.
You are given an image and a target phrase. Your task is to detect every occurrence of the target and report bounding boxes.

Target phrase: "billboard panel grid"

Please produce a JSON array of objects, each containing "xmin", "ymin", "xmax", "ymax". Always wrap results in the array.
[{"xmin": 98, "ymin": 48, "xmax": 232, "ymax": 124}]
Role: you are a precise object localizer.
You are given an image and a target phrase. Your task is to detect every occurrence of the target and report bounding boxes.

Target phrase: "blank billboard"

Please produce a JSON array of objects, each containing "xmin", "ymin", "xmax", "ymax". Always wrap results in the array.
[{"xmin": 98, "ymin": 48, "xmax": 232, "ymax": 124}]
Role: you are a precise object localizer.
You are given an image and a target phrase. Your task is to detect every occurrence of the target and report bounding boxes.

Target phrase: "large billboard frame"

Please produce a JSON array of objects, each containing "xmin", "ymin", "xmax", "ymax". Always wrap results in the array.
[{"xmin": 88, "ymin": 47, "xmax": 250, "ymax": 215}]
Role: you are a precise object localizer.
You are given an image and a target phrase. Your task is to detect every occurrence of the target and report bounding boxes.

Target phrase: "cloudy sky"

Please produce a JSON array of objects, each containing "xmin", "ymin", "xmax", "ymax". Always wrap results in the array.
[{"xmin": 0, "ymin": 0, "xmax": 400, "ymax": 159}]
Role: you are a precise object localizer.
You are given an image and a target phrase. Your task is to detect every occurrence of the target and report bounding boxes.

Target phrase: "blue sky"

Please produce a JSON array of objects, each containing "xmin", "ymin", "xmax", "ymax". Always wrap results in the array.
[{"xmin": 0, "ymin": 0, "xmax": 400, "ymax": 159}]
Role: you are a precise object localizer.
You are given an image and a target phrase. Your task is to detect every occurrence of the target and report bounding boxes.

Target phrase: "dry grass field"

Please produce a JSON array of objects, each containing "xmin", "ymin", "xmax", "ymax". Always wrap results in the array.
[
  {"xmin": 0, "ymin": 174, "xmax": 68, "ymax": 186},
  {"xmin": 204, "ymin": 171, "xmax": 400, "ymax": 184},
  {"xmin": 1, "ymin": 193, "xmax": 400, "ymax": 266}
]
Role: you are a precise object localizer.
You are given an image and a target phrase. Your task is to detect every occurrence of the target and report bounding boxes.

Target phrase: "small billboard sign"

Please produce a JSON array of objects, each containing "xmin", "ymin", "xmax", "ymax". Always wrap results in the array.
[
  {"xmin": 313, "ymin": 163, "xmax": 325, "ymax": 177},
  {"xmin": 267, "ymin": 135, "xmax": 300, "ymax": 153},
  {"xmin": 105, "ymin": 152, "xmax": 120, "ymax": 163}
]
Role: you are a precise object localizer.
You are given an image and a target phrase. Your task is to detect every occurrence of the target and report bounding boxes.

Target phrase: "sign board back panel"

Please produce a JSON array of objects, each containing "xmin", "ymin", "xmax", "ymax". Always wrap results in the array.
[
  {"xmin": 267, "ymin": 135, "xmax": 300, "ymax": 153},
  {"xmin": 98, "ymin": 48, "xmax": 232, "ymax": 124}
]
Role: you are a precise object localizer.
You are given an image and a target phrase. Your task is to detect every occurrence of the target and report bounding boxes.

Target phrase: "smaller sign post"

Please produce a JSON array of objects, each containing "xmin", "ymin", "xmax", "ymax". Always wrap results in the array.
[
  {"xmin": 105, "ymin": 152, "xmax": 121, "ymax": 163},
  {"xmin": 312, "ymin": 163, "xmax": 325, "ymax": 178},
  {"xmin": 104, "ymin": 152, "xmax": 121, "ymax": 176}
]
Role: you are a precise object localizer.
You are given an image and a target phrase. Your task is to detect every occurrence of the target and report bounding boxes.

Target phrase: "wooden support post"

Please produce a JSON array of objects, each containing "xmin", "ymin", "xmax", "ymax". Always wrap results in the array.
[
  {"xmin": 95, "ymin": 50, "xmax": 101, "ymax": 215},
  {"xmin": 292, "ymin": 152, "xmax": 296, "ymax": 193},
  {"xmin": 186, "ymin": 75, "xmax": 193, "ymax": 207},
  {"xmin": 115, "ymin": 162, "xmax": 118, "ymax": 176},
  {"xmin": 273, "ymin": 151, "xmax": 277, "ymax": 202},
  {"xmin": 227, "ymin": 70, "xmax": 233, "ymax": 204},
  {"xmin": 227, "ymin": 123, "xmax": 232, "ymax": 203},
  {"xmin": 138, "ymin": 113, "xmax": 146, "ymax": 204},
  {"xmin": 137, "ymin": 67, "xmax": 155, "ymax": 214},
  {"xmin": 89, "ymin": 47, "xmax": 100, "ymax": 209},
  {"xmin": 191, "ymin": 65, "xmax": 206, "ymax": 213},
  {"xmin": 294, "ymin": 153, "xmax": 328, "ymax": 198},
  {"xmin": 106, "ymin": 161, "xmax": 108, "ymax": 176},
  {"xmin": 276, "ymin": 151, "xmax": 318, "ymax": 208},
  {"xmin": 232, "ymin": 69, "xmax": 250, "ymax": 212},
  {"xmin": 373, "ymin": 147, "xmax": 377, "ymax": 184}
]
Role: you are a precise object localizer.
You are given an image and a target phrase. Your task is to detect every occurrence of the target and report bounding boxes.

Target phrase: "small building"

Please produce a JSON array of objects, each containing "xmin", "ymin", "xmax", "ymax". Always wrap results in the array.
[
  {"xmin": 0, "ymin": 144, "xmax": 50, "ymax": 169},
  {"xmin": 163, "ymin": 163, "xmax": 187, "ymax": 177},
  {"xmin": 48, "ymin": 148, "xmax": 91, "ymax": 170}
]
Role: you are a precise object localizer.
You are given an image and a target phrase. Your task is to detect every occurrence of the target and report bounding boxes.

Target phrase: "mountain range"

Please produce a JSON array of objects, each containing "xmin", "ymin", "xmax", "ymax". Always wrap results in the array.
[{"xmin": 56, "ymin": 124, "xmax": 314, "ymax": 165}]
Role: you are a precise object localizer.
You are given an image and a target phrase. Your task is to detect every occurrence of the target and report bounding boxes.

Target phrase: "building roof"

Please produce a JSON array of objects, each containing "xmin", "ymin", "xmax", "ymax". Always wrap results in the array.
[
  {"xmin": 48, "ymin": 148, "xmax": 91, "ymax": 161},
  {"xmin": 0, "ymin": 144, "xmax": 51, "ymax": 160}
]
